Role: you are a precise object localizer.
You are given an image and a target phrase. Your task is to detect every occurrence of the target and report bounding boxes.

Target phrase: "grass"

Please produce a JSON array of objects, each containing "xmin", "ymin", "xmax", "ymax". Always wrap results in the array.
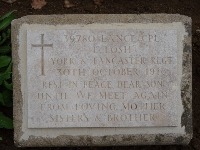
[{"xmin": 0, "ymin": 11, "xmax": 15, "ymax": 139}]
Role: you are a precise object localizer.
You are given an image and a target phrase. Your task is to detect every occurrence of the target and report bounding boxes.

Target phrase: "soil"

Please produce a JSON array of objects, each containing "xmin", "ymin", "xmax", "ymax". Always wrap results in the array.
[{"xmin": 0, "ymin": 0, "xmax": 200, "ymax": 149}]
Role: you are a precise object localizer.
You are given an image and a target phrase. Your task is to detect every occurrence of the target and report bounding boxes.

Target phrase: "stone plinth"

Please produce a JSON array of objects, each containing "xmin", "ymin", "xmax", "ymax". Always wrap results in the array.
[{"xmin": 12, "ymin": 14, "xmax": 192, "ymax": 147}]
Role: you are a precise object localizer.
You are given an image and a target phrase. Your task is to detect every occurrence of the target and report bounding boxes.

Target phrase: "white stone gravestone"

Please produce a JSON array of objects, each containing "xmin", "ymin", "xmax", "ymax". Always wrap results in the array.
[{"xmin": 12, "ymin": 14, "xmax": 192, "ymax": 146}]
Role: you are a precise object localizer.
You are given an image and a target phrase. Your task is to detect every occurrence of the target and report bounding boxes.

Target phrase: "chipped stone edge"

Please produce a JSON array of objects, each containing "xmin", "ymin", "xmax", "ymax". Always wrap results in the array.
[{"xmin": 11, "ymin": 14, "xmax": 192, "ymax": 147}]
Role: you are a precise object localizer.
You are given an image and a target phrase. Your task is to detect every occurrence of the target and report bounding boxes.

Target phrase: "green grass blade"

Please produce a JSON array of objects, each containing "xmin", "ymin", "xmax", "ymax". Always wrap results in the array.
[
  {"xmin": 0, "ymin": 112, "xmax": 13, "ymax": 129},
  {"xmin": 4, "ymin": 80, "xmax": 12, "ymax": 90},
  {"xmin": 0, "ymin": 13, "xmax": 15, "ymax": 31},
  {"xmin": 0, "ymin": 56, "xmax": 11, "ymax": 68},
  {"xmin": 0, "ymin": 10, "xmax": 16, "ymax": 21},
  {"xmin": 0, "ymin": 46, "xmax": 11, "ymax": 54}
]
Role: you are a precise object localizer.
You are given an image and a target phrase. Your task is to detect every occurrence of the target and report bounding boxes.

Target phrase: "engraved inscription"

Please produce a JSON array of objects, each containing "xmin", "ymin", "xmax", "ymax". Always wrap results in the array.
[
  {"xmin": 31, "ymin": 34, "xmax": 53, "ymax": 76},
  {"xmin": 27, "ymin": 26, "xmax": 180, "ymax": 128}
]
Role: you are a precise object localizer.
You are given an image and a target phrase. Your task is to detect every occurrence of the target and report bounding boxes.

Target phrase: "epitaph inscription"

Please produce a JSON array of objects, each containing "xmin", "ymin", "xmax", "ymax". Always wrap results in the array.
[{"xmin": 27, "ymin": 28, "xmax": 180, "ymax": 128}]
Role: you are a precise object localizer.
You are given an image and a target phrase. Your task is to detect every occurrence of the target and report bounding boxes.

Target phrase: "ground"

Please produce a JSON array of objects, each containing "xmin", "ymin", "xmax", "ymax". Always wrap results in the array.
[{"xmin": 0, "ymin": 0, "xmax": 200, "ymax": 149}]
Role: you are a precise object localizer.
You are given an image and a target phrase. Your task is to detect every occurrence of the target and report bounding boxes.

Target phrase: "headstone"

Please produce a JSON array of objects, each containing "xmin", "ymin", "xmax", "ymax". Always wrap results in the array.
[{"xmin": 12, "ymin": 14, "xmax": 192, "ymax": 147}]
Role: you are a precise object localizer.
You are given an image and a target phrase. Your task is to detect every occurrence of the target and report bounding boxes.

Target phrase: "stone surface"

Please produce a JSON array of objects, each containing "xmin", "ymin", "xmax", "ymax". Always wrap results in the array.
[
  {"xmin": 27, "ymin": 27, "xmax": 179, "ymax": 128},
  {"xmin": 12, "ymin": 14, "xmax": 192, "ymax": 146}
]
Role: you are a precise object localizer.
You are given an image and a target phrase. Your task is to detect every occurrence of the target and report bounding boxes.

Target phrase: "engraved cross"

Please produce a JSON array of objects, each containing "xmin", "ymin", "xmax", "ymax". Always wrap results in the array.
[{"xmin": 31, "ymin": 34, "xmax": 53, "ymax": 76}]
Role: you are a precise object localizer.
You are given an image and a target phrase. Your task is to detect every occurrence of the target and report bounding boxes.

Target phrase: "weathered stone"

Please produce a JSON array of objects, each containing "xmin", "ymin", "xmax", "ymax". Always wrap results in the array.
[{"xmin": 12, "ymin": 14, "xmax": 192, "ymax": 146}]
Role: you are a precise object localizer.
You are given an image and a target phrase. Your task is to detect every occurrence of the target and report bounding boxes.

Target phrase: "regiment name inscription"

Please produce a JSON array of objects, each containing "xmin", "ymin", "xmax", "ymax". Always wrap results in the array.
[{"xmin": 27, "ymin": 26, "xmax": 179, "ymax": 128}]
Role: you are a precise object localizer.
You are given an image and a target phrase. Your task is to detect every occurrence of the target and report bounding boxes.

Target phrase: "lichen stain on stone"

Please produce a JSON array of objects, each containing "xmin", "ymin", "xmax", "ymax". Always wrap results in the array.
[
  {"xmin": 181, "ymin": 98, "xmax": 192, "ymax": 134},
  {"xmin": 184, "ymin": 23, "xmax": 192, "ymax": 37},
  {"xmin": 154, "ymin": 134, "xmax": 164, "ymax": 144},
  {"xmin": 180, "ymin": 35, "xmax": 192, "ymax": 135},
  {"xmin": 174, "ymin": 136, "xmax": 184, "ymax": 144},
  {"xmin": 182, "ymin": 53, "xmax": 191, "ymax": 68},
  {"xmin": 181, "ymin": 83, "xmax": 192, "ymax": 134},
  {"xmin": 183, "ymin": 44, "xmax": 191, "ymax": 52},
  {"xmin": 181, "ymin": 73, "xmax": 192, "ymax": 134}
]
